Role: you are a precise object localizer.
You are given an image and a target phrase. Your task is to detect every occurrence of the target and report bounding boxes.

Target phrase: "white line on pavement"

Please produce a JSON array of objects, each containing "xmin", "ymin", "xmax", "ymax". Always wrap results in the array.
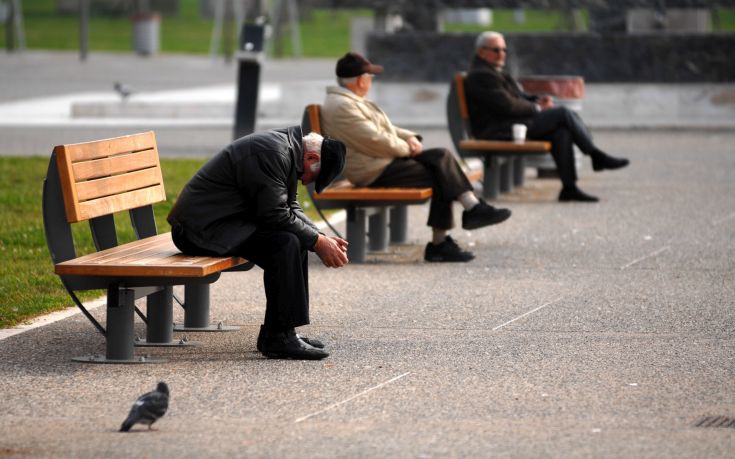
[
  {"xmin": 619, "ymin": 245, "xmax": 670, "ymax": 270},
  {"xmin": 492, "ymin": 297, "xmax": 565, "ymax": 331},
  {"xmin": 295, "ymin": 372, "xmax": 411, "ymax": 424},
  {"xmin": 712, "ymin": 212, "xmax": 735, "ymax": 226}
]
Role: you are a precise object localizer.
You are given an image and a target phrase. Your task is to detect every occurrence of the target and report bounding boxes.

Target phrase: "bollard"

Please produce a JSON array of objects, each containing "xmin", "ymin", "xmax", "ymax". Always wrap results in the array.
[{"xmin": 233, "ymin": 24, "xmax": 265, "ymax": 140}]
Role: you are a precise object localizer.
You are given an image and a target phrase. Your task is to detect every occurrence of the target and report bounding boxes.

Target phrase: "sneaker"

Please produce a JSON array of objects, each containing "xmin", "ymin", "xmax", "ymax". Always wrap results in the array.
[
  {"xmin": 558, "ymin": 186, "xmax": 599, "ymax": 202},
  {"xmin": 424, "ymin": 236, "xmax": 475, "ymax": 262},
  {"xmin": 591, "ymin": 152, "xmax": 629, "ymax": 171},
  {"xmin": 462, "ymin": 200, "xmax": 512, "ymax": 230}
]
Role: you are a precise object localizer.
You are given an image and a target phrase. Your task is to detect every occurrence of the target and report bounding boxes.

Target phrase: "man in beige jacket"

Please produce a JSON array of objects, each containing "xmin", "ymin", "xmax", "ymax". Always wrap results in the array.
[{"xmin": 320, "ymin": 52, "xmax": 512, "ymax": 262}]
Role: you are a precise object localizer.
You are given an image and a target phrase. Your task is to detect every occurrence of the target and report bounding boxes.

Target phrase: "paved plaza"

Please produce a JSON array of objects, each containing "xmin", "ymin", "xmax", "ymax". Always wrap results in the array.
[{"xmin": 0, "ymin": 51, "xmax": 733, "ymax": 458}]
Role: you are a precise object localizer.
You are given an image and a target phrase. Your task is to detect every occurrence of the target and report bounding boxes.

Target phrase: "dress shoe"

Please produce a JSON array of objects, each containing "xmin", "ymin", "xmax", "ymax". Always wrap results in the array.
[
  {"xmin": 591, "ymin": 152, "xmax": 629, "ymax": 171},
  {"xmin": 424, "ymin": 236, "xmax": 475, "ymax": 262},
  {"xmin": 261, "ymin": 329, "xmax": 329, "ymax": 360},
  {"xmin": 462, "ymin": 200, "xmax": 512, "ymax": 230},
  {"xmin": 558, "ymin": 187, "xmax": 599, "ymax": 202},
  {"xmin": 257, "ymin": 325, "xmax": 324, "ymax": 352}
]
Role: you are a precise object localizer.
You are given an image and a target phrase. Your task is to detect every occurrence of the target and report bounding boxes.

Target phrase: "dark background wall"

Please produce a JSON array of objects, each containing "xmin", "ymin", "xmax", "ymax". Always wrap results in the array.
[{"xmin": 367, "ymin": 32, "xmax": 735, "ymax": 83}]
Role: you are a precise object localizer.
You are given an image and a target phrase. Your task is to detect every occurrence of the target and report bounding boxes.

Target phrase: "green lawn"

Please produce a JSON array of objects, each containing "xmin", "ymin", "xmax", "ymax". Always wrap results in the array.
[{"xmin": 0, "ymin": 156, "xmax": 322, "ymax": 328}]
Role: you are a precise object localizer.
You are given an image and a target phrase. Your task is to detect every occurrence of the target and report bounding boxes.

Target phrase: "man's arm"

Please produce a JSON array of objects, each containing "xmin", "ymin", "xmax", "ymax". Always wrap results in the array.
[{"xmin": 325, "ymin": 102, "xmax": 412, "ymax": 159}]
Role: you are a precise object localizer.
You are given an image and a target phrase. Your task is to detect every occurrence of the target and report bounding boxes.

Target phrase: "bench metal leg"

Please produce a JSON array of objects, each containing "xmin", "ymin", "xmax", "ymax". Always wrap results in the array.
[
  {"xmin": 136, "ymin": 286, "xmax": 198, "ymax": 347},
  {"xmin": 368, "ymin": 208, "xmax": 388, "ymax": 252},
  {"xmin": 173, "ymin": 284, "xmax": 239, "ymax": 332},
  {"xmin": 513, "ymin": 157, "xmax": 526, "ymax": 187},
  {"xmin": 389, "ymin": 206, "xmax": 408, "ymax": 244},
  {"xmin": 483, "ymin": 157, "xmax": 501, "ymax": 200},
  {"xmin": 73, "ymin": 286, "xmax": 163, "ymax": 364},
  {"xmin": 346, "ymin": 207, "xmax": 367, "ymax": 263},
  {"xmin": 499, "ymin": 158, "xmax": 513, "ymax": 193}
]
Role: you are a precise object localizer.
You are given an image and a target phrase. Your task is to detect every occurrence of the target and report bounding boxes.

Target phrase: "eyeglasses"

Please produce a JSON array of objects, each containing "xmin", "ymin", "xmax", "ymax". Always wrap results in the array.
[{"xmin": 483, "ymin": 46, "xmax": 507, "ymax": 54}]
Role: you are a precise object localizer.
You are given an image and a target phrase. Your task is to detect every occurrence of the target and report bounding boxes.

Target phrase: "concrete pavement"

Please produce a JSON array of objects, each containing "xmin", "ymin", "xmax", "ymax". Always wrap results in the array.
[{"xmin": 0, "ymin": 51, "xmax": 734, "ymax": 458}]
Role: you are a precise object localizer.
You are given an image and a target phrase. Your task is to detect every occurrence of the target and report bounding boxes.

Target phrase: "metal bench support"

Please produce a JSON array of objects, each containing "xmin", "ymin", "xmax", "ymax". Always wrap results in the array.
[
  {"xmin": 389, "ymin": 206, "xmax": 408, "ymax": 244},
  {"xmin": 136, "ymin": 286, "xmax": 198, "ymax": 347},
  {"xmin": 173, "ymin": 284, "xmax": 240, "ymax": 332},
  {"xmin": 368, "ymin": 208, "xmax": 389, "ymax": 252},
  {"xmin": 513, "ymin": 157, "xmax": 526, "ymax": 187}
]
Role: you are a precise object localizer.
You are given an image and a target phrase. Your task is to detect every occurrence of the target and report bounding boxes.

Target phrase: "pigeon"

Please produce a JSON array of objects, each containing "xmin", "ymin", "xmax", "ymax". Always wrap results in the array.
[
  {"xmin": 119, "ymin": 382, "xmax": 169, "ymax": 432},
  {"xmin": 113, "ymin": 81, "xmax": 133, "ymax": 101}
]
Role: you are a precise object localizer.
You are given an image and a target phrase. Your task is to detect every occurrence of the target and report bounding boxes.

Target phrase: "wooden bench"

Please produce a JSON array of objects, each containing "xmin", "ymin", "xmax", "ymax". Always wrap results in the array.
[
  {"xmin": 447, "ymin": 72, "xmax": 552, "ymax": 199},
  {"xmin": 302, "ymin": 104, "xmax": 481, "ymax": 263},
  {"xmin": 42, "ymin": 131, "xmax": 252, "ymax": 363}
]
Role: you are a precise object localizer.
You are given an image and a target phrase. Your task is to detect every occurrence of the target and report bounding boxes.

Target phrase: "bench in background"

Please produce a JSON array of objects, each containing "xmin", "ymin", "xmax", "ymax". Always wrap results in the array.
[
  {"xmin": 447, "ymin": 72, "xmax": 552, "ymax": 199},
  {"xmin": 43, "ymin": 131, "xmax": 252, "ymax": 363}
]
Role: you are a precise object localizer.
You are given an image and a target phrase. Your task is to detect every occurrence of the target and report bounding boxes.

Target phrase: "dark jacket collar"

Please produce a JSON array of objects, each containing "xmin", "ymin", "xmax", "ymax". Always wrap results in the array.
[
  {"xmin": 471, "ymin": 55, "xmax": 503, "ymax": 75},
  {"xmin": 272, "ymin": 125, "xmax": 304, "ymax": 177}
]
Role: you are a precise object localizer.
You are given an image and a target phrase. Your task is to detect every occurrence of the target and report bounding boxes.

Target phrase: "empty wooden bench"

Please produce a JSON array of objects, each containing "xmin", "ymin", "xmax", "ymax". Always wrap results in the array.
[
  {"xmin": 447, "ymin": 72, "xmax": 552, "ymax": 199},
  {"xmin": 43, "ymin": 131, "xmax": 252, "ymax": 363}
]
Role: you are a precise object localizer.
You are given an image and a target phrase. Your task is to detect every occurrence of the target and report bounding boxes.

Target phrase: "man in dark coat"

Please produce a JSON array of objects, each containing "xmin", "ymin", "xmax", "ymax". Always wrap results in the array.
[
  {"xmin": 167, "ymin": 126, "xmax": 347, "ymax": 360},
  {"xmin": 465, "ymin": 31, "xmax": 629, "ymax": 202}
]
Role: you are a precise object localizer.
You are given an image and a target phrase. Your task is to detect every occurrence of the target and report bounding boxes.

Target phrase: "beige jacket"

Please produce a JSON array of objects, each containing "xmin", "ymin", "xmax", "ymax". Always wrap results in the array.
[{"xmin": 320, "ymin": 86, "xmax": 417, "ymax": 186}]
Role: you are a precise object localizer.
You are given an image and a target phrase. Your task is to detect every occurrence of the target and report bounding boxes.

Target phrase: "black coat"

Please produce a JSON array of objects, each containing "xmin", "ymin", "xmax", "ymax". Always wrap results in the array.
[
  {"xmin": 167, "ymin": 126, "xmax": 320, "ymax": 255},
  {"xmin": 465, "ymin": 56, "xmax": 539, "ymax": 140}
]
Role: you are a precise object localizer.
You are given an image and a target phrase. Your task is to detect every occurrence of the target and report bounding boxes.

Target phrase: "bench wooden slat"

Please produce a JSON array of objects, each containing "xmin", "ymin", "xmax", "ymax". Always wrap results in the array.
[
  {"xmin": 314, "ymin": 187, "xmax": 432, "ymax": 201},
  {"xmin": 54, "ymin": 233, "xmax": 246, "ymax": 278},
  {"xmin": 72, "ymin": 149, "xmax": 159, "ymax": 181},
  {"xmin": 75, "ymin": 166, "xmax": 162, "ymax": 202},
  {"xmin": 55, "ymin": 132, "xmax": 166, "ymax": 223},
  {"xmin": 76, "ymin": 184, "xmax": 166, "ymax": 222},
  {"xmin": 60, "ymin": 131, "xmax": 157, "ymax": 163},
  {"xmin": 459, "ymin": 139, "xmax": 551, "ymax": 152}
]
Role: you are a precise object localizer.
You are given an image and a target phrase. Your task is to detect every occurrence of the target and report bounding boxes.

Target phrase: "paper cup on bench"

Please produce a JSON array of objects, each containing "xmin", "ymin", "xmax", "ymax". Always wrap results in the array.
[{"xmin": 512, "ymin": 124, "xmax": 527, "ymax": 143}]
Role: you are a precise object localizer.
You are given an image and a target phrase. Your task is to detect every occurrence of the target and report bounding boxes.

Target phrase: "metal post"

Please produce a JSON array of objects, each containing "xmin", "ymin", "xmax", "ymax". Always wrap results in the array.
[
  {"xmin": 499, "ymin": 158, "xmax": 513, "ymax": 193},
  {"xmin": 145, "ymin": 286, "xmax": 173, "ymax": 344},
  {"xmin": 79, "ymin": 0, "xmax": 89, "ymax": 61},
  {"xmin": 346, "ymin": 207, "xmax": 367, "ymax": 263},
  {"xmin": 106, "ymin": 287, "xmax": 135, "ymax": 361},
  {"xmin": 174, "ymin": 284, "xmax": 239, "ymax": 332},
  {"xmin": 368, "ymin": 208, "xmax": 388, "ymax": 251},
  {"xmin": 233, "ymin": 23, "xmax": 264, "ymax": 139},
  {"xmin": 513, "ymin": 157, "xmax": 525, "ymax": 187},
  {"xmin": 483, "ymin": 157, "xmax": 501, "ymax": 199},
  {"xmin": 389, "ymin": 206, "xmax": 408, "ymax": 244}
]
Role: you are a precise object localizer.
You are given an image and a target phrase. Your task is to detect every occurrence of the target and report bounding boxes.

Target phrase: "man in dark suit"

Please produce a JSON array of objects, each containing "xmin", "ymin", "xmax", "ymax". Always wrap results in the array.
[
  {"xmin": 465, "ymin": 31, "xmax": 629, "ymax": 202},
  {"xmin": 167, "ymin": 127, "xmax": 347, "ymax": 360}
]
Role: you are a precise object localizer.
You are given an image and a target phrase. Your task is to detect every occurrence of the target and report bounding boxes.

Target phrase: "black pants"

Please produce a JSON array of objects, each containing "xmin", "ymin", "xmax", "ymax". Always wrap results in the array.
[
  {"xmin": 527, "ymin": 106, "xmax": 600, "ymax": 189},
  {"xmin": 172, "ymin": 226, "xmax": 309, "ymax": 330},
  {"xmin": 369, "ymin": 148, "xmax": 473, "ymax": 230}
]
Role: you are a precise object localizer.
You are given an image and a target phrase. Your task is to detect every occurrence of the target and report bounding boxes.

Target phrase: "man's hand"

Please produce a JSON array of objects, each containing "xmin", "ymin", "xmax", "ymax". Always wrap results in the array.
[
  {"xmin": 314, "ymin": 234, "xmax": 349, "ymax": 268},
  {"xmin": 407, "ymin": 136, "xmax": 423, "ymax": 157},
  {"xmin": 538, "ymin": 95, "xmax": 554, "ymax": 110}
]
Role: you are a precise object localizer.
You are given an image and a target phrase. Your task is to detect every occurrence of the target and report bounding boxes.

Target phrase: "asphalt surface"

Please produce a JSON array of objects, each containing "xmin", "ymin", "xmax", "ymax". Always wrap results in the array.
[{"xmin": 1, "ymin": 51, "xmax": 734, "ymax": 458}]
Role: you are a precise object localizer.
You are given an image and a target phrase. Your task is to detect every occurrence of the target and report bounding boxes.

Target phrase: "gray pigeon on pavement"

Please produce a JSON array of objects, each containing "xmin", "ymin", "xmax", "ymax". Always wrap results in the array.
[{"xmin": 119, "ymin": 382, "xmax": 169, "ymax": 432}]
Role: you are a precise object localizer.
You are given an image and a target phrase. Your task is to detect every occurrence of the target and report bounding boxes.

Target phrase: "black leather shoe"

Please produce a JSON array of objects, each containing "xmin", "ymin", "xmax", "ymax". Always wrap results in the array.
[
  {"xmin": 261, "ymin": 329, "xmax": 329, "ymax": 360},
  {"xmin": 558, "ymin": 187, "xmax": 599, "ymax": 202},
  {"xmin": 257, "ymin": 325, "xmax": 324, "ymax": 352},
  {"xmin": 592, "ymin": 153, "xmax": 629, "ymax": 171},
  {"xmin": 424, "ymin": 236, "xmax": 475, "ymax": 262},
  {"xmin": 462, "ymin": 200, "xmax": 512, "ymax": 230}
]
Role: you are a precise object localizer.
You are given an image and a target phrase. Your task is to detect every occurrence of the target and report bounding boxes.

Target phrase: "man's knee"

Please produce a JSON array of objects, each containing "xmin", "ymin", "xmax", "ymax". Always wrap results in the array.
[{"xmin": 268, "ymin": 231, "xmax": 304, "ymax": 259}]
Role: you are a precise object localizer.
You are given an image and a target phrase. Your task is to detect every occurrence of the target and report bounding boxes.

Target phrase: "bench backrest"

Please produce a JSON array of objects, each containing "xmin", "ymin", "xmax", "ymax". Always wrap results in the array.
[
  {"xmin": 302, "ymin": 104, "xmax": 323, "ymax": 135},
  {"xmin": 43, "ymin": 132, "xmax": 165, "ymax": 279},
  {"xmin": 447, "ymin": 73, "xmax": 478, "ymax": 158},
  {"xmin": 54, "ymin": 131, "xmax": 166, "ymax": 223}
]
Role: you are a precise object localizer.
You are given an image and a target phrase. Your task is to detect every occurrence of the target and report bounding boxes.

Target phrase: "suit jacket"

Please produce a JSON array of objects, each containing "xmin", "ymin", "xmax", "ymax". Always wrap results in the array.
[
  {"xmin": 167, "ymin": 126, "xmax": 319, "ymax": 255},
  {"xmin": 464, "ymin": 56, "xmax": 539, "ymax": 140},
  {"xmin": 320, "ymin": 86, "xmax": 417, "ymax": 186}
]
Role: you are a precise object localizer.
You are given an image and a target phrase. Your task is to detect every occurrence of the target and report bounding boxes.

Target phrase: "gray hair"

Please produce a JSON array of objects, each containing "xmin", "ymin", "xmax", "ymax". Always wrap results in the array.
[
  {"xmin": 475, "ymin": 31, "xmax": 504, "ymax": 51},
  {"xmin": 337, "ymin": 76, "xmax": 359, "ymax": 88},
  {"xmin": 302, "ymin": 131, "xmax": 324, "ymax": 154}
]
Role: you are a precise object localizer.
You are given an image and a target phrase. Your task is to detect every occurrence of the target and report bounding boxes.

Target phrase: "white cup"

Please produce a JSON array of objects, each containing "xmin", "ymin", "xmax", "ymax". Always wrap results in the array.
[{"xmin": 512, "ymin": 124, "xmax": 527, "ymax": 143}]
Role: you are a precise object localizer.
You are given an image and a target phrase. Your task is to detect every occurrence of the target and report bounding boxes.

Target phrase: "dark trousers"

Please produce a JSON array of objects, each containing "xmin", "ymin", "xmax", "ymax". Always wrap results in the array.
[
  {"xmin": 172, "ymin": 226, "xmax": 309, "ymax": 330},
  {"xmin": 527, "ymin": 106, "xmax": 600, "ymax": 189},
  {"xmin": 369, "ymin": 148, "xmax": 473, "ymax": 230}
]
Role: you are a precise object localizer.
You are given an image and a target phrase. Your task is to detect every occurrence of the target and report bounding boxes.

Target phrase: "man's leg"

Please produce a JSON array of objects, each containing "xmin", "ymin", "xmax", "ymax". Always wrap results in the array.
[
  {"xmin": 236, "ymin": 230, "xmax": 327, "ymax": 359},
  {"xmin": 528, "ymin": 106, "xmax": 629, "ymax": 171}
]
